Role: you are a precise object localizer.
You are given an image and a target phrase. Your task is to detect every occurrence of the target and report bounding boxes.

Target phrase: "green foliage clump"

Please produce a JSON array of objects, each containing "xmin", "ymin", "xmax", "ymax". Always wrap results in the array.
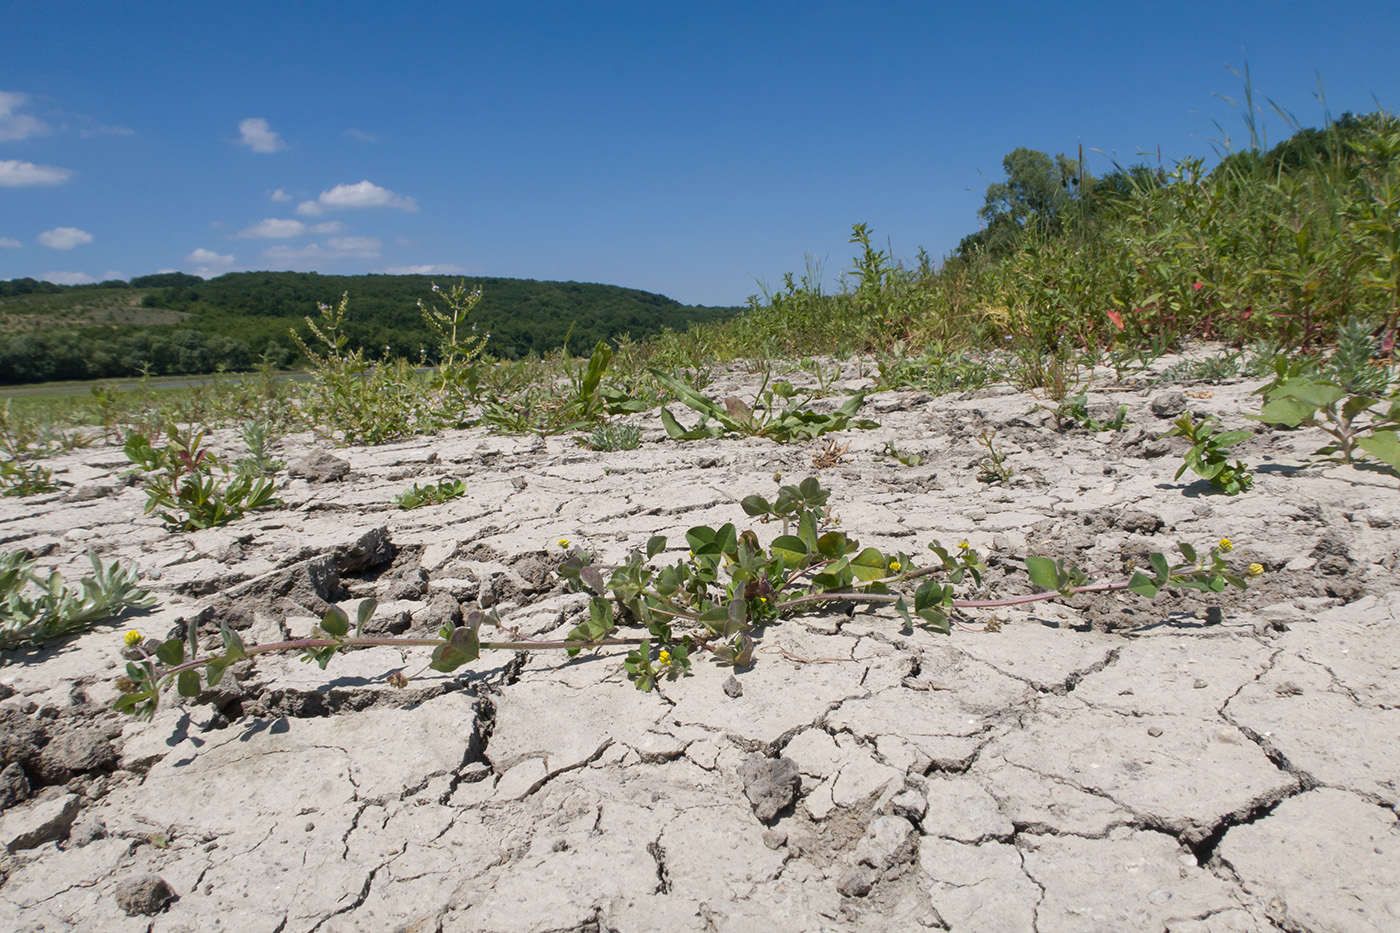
[
  {"xmin": 124, "ymin": 426, "xmax": 282, "ymax": 531},
  {"xmin": 394, "ymin": 478, "xmax": 466, "ymax": 510},
  {"xmin": 587, "ymin": 423, "xmax": 642, "ymax": 452},
  {"xmin": 1161, "ymin": 413, "xmax": 1254, "ymax": 495},
  {"xmin": 2, "ymin": 551, "xmax": 154, "ymax": 650},
  {"xmin": 652, "ymin": 369, "xmax": 877, "ymax": 443}
]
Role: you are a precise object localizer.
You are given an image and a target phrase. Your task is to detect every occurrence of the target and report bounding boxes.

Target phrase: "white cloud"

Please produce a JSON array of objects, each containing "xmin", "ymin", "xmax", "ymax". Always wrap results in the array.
[
  {"xmin": 378, "ymin": 263, "xmax": 473, "ymax": 276},
  {"xmin": 42, "ymin": 271, "xmax": 96, "ymax": 285},
  {"xmin": 238, "ymin": 117, "xmax": 286, "ymax": 154},
  {"xmin": 268, "ymin": 187, "xmax": 293, "ymax": 202},
  {"xmin": 38, "ymin": 226, "xmax": 93, "ymax": 250},
  {"xmin": 264, "ymin": 236, "xmax": 382, "ymax": 262},
  {"xmin": 0, "ymin": 237, "xmax": 21, "ymax": 249},
  {"xmin": 236, "ymin": 218, "xmax": 347, "ymax": 238},
  {"xmin": 0, "ymin": 159, "xmax": 72, "ymax": 187},
  {"xmin": 187, "ymin": 247, "xmax": 234, "ymax": 265},
  {"xmin": 0, "ymin": 91, "xmax": 49, "ymax": 142},
  {"xmin": 236, "ymin": 217, "xmax": 308, "ymax": 239},
  {"xmin": 344, "ymin": 128, "xmax": 379, "ymax": 142},
  {"xmin": 78, "ymin": 123, "xmax": 134, "ymax": 138},
  {"xmin": 186, "ymin": 248, "xmax": 236, "ymax": 277},
  {"xmin": 296, "ymin": 180, "xmax": 417, "ymax": 216}
]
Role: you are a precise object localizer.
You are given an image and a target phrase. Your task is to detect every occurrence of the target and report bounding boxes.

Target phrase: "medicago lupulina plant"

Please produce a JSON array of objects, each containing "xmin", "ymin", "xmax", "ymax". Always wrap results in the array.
[{"xmin": 113, "ymin": 477, "xmax": 1262, "ymax": 716}]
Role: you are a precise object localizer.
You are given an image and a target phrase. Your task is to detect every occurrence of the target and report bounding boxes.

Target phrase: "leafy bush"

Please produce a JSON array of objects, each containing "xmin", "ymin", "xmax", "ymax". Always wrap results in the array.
[{"xmin": 2, "ymin": 550, "xmax": 154, "ymax": 649}]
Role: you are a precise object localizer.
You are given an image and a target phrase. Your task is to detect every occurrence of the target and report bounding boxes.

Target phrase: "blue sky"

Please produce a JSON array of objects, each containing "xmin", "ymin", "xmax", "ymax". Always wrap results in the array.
[{"xmin": 2, "ymin": 1, "xmax": 1397, "ymax": 306}]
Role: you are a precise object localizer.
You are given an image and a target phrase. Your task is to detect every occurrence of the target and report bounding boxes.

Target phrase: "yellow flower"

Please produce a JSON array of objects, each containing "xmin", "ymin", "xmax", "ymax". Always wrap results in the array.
[
  {"xmin": 1218, "ymin": 538, "xmax": 1234, "ymax": 553},
  {"xmin": 1246, "ymin": 563, "xmax": 1265, "ymax": 577},
  {"xmin": 658, "ymin": 649, "xmax": 671, "ymax": 665},
  {"xmin": 888, "ymin": 560, "xmax": 901, "ymax": 573},
  {"xmin": 557, "ymin": 538, "xmax": 570, "ymax": 549},
  {"xmin": 957, "ymin": 540, "xmax": 970, "ymax": 551},
  {"xmin": 123, "ymin": 630, "xmax": 142, "ymax": 647}
]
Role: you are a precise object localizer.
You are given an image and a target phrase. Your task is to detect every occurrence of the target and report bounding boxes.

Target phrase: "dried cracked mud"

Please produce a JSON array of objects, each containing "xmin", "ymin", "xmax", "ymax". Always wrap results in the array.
[{"xmin": 2, "ymin": 356, "xmax": 1399, "ymax": 932}]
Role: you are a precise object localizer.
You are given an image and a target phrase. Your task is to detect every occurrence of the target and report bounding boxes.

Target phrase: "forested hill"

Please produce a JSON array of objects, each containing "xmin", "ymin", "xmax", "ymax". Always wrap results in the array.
[{"xmin": 0, "ymin": 271, "xmax": 740, "ymax": 384}]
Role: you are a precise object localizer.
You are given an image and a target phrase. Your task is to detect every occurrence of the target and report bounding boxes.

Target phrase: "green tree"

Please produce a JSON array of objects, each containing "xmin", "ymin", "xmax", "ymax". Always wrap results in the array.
[{"xmin": 961, "ymin": 147, "xmax": 1089, "ymax": 256}]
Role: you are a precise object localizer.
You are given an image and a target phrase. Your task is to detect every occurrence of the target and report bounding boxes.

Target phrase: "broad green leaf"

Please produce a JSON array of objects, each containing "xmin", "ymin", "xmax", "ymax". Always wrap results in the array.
[
  {"xmin": 429, "ymin": 625, "xmax": 480, "ymax": 673},
  {"xmin": 1127, "ymin": 571, "xmax": 1159, "ymax": 597},
  {"xmin": 1149, "ymin": 552, "xmax": 1171, "ymax": 581},
  {"xmin": 1357, "ymin": 430, "xmax": 1400, "ymax": 470},
  {"xmin": 176, "ymin": 670, "xmax": 201, "ymax": 698},
  {"xmin": 155, "ymin": 638, "xmax": 185, "ymax": 666},
  {"xmin": 220, "ymin": 624, "xmax": 246, "ymax": 661},
  {"xmin": 850, "ymin": 547, "xmax": 889, "ymax": 582},
  {"xmin": 817, "ymin": 531, "xmax": 852, "ymax": 560},
  {"xmin": 355, "ymin": 598, "xmax": 377, "ymax": 636},
  {"xmin": 205, "ymin": 657, "xmax": 229, "ymax": 688},
  {"xmin": 1255, "ymin": 396, "xmax": 1318, "ymax": 427},
  {"xmin": 1276, "ymin": 379, "xmax": 1345, "ymax": 407},
  {"xmin": 770, "ymin": 535, "xmax": 810, "ymax": 567},
  {"xmin": 1178, "ymin": 542, "xmax": 1197, "ymax": 564},
  {"xmin": 320, "ymin": 605, "xmax": 349, "ymax": 638},
  {"xmin": 1025, "ymin": 556, "xmax": 1060, "ymax": 591},
  {"xmin": 647, "ymin": 535, "xmax": 667, "ymax": 558},
  {"xmin": 740, "ymin": 495, "xmax": 771, "ymax": 517},
  {"xmin": 1212, "ymin": 430, "xmax": 1252, "ymax": 448}
]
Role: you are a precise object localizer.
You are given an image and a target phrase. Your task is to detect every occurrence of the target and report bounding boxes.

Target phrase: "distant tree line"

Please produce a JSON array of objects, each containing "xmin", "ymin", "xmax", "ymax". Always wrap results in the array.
[{"xmin": 0, "ymin": 271, "xmax": 738, "ymax": 384}]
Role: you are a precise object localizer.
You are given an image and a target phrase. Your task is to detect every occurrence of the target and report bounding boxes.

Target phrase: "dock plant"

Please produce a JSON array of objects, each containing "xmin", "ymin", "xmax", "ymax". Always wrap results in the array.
[
  {"xmin": 124, "ymin": 425, "xmax": 282, "ymax": 531},
  {"xmin": 113, "ymin": 478, "xmax": 1259, "ymax": 717}
]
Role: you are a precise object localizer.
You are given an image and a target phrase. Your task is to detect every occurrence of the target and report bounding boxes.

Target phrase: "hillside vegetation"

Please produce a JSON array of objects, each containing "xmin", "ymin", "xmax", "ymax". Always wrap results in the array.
[{"xmin": 0, "ymin": 272, "xmax": 738, "ymax": 384}]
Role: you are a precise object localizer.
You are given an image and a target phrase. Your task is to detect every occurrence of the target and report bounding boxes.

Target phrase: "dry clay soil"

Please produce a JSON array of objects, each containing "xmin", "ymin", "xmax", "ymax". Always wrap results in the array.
[{"xmin": 2, "ymin": 358, "xmax": 1399, "ymax": 933}]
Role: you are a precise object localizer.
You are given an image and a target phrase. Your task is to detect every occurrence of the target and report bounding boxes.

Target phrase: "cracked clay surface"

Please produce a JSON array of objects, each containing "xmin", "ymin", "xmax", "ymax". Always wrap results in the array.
[{"xmin": 2, "ymin": 354, "xmax": 1399, "ymax": 932}]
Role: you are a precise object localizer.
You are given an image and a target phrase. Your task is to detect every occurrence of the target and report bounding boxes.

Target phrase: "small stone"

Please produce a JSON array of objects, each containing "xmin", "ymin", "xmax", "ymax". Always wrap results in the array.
[
  {"xmin": 115, "ymin": 873, "xmax": 176, "ymax": 916},
  {"xmin": 1193, "ymin": 679, "xmax": 1208, "ymax": 689},
  {"xmin": 1148, "ymin": 726, "xmax": 1164, "ymax": 737},
  {"xmin": 890, "ymin": 790, "xmax": 927, "ymax": 822},
  {"xmin": 854, "ymin": 815, "xmax": 918, "ymax": 871},
  {"xmin": 837, "ymin": 865, "xmax": 876, "ymax": 898},
  {"xmin": 0, "ymin": 763, "xmax": 30, "ymax": 812},
  {"xmin": 1150, "ymin": 392, "xmax": 1188, "ymax": 419},
  {"xmin": 762, "ymin": 829, "xmax": 788, "ymax": 850},
  {"xmin": 738, "ymin": 755, "xmax": 800, "ymax": 822},
  {"xmin": 723, "ymin": 675, "xmax": 744, "ymax": 698},
  {"xmin": 1205, "ymin": 606, "xmax": 1223, "ymax": 625},
  {"xmin": 288, "ymin": 451, "xmax": 351, "ymax": 483}
]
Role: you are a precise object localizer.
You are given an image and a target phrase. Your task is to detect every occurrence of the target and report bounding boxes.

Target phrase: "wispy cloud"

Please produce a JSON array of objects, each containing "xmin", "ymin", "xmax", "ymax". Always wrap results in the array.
[
  {"xmin": 0, "ymin": 159, "xmax": 72, "ymax": 187},
  {"xmin": 296, "ymin": 180, "xmax": 417, "ymax": 216},
  {"xmin": 0, "ymin": 237, "xmax": 21, "ymax": 249},
  {"xmin": 78, "ymin": 123, "xmax": 135, "ymax": 138},
  {"xmin": 344, "ymin": 128, "xmax": 379, "ymax": 142},
  {"xmin": 378, "ymin": 263, "xmax": 474, "ymax": 276},
  {"xmin": 236, "ymin": 218, "xmax": 346, "ymax": 238},
  {"xmin": 42, "ymin": 271, "xmax": 96, "ymax": 285},
  {"xmin": 264, "ymin": 236, "xmax": 382, "ymax": 262},
  {"xmin": 38, "ymin": 226, "xmax": 93, "ymax": 250},
  {"xmin": 268, "ymin": 187, "xmax": 293, "ymax": 202},
  {"xmin": 238, "ymin": 117, "xmax": 287, "ymax": 154},
  {"xmin": 0, "ymin": 91, "xmax": 49, "ymax": 142},
  {"xmin": 186, "ymin": 247, "xmax": 236, "ymax": 277}
]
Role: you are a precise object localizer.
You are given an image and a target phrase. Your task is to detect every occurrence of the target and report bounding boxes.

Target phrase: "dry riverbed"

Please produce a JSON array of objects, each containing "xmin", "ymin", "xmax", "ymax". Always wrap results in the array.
[{"xmin": 2, "ymin": 358, "xmax": 1398, "ymax": 932}]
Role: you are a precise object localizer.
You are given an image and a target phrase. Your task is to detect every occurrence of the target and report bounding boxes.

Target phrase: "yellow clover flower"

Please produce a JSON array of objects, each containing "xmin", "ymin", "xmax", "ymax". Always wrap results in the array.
[
  {"xmin": 1218, "ymin": 538, "xmax": 1234, "ymax": 553},
  {"xmin": 557, "ymin": 538, "xmax": 570, "ymax": 549},
  {"xmin": 658, "ymin": 649, "xmax": 672, "ymax": 665},
  {"xmin": 1246, "ymin": 563, "xmax": 1265, "ymax": 577},
  {"xmin": 889, "ymin": 560, "xmax": 901, "ymax": 573},
  {"xmin": 123, "ymin": 630, "xmax": 143, "ymax": 647},
  {"xmin": 957, "ymin": 540, "xmax": 970, "ymax": 551}
]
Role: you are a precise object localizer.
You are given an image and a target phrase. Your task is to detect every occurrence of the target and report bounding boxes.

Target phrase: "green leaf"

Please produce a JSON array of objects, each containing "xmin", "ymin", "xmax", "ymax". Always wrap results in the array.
[
  {"xmin": 205, "ymin": 657, "xmax": 229, "ymax": 688},
  {"xmin": 646, "ymin": 535, "xmax": 667, "ymax": 559},
  {"xmin": 1149, "ymin": 552, "xmax": 1171, "ymax": 581},
  {"xmin": 429, "ymin": 625, "xmax": 480, "ymax": 673},
  {"xmin": 1211, "ymin": 430, "xmax": 1252, "ymax": 449},
  {"xmin": 849, "ymin": 547, "xmax": 889, "ymax": 582},
  {"xmin": 1127, "ymin": 571, "xmax": 1159, "ymax": 598},
  {"xmin": 771, "ymin": 535, "xmax": 809, "ymax": 567},
  {"xmin": 740, "ymin": 495, "xmax": 771, "ymax": 517},
  {"xmin": 176, "ymin": 669, "xmax": 201, "ymax": 698},
  {"xmin": 220, "ymin": 624, "xmax": 246, "ymax": 661},
  {"xmin": 1357, "ymin": 430, "xmax": 1400, "ymax": 470},
  {"xmin": 1255, "ymin": 396, "xmax": 1317, "ymax": 427},
  {"xmin": 355, "ymin": 598, "xmax": 377, "ymax": 636},
  {"xmin": 1178, "ymin": 542, "xmax": 1197, "ymax": 564},
  {"xmin": 155, "ymin": 638, "xmax": 185, "ymax": 666},
  {"xmin": 320, "ymin": 605, "xmax": 349, "ymax": 638},
  {"xmin": 1025, "ymin": 556, "xmax": 1060, "ymax": 591}
]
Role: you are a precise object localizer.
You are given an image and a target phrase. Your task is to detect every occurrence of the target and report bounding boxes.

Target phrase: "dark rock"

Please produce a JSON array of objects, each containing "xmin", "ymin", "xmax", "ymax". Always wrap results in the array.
[
  {"xmin": 738, "ymin": 755, "xmax": 800, "ymax": 822},
  {"xmin": 1150, "ymin": 392, "xmax": 1188, "ymax": 419},
  {"xmin": 115, "ymin": 873, "xmax": 176, "ymax": 916},
  {"xmin": 0, "ymin": 708, "xmax": 46, "ymax": 770},
  {"xmin": 420, "ymin": 593, "xmax": 463, "ymax": 633},
  {"xmin": 288, "ymin": 451, "xmax": 350, "ymax": 483},
  {"xmin": 332, "ymin": 526, "xmax": 395, "ymax": 574},
  {"xmin": 0, "ymin": 762, "xmax": 30, "ymax": 811},
  {"xmin": 837, "ymin": 866, "xmax": 876, "ymax": 898},
  {"xmin": 37, "ymin": 727, "xmax": 117, "ymax": 782}
]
